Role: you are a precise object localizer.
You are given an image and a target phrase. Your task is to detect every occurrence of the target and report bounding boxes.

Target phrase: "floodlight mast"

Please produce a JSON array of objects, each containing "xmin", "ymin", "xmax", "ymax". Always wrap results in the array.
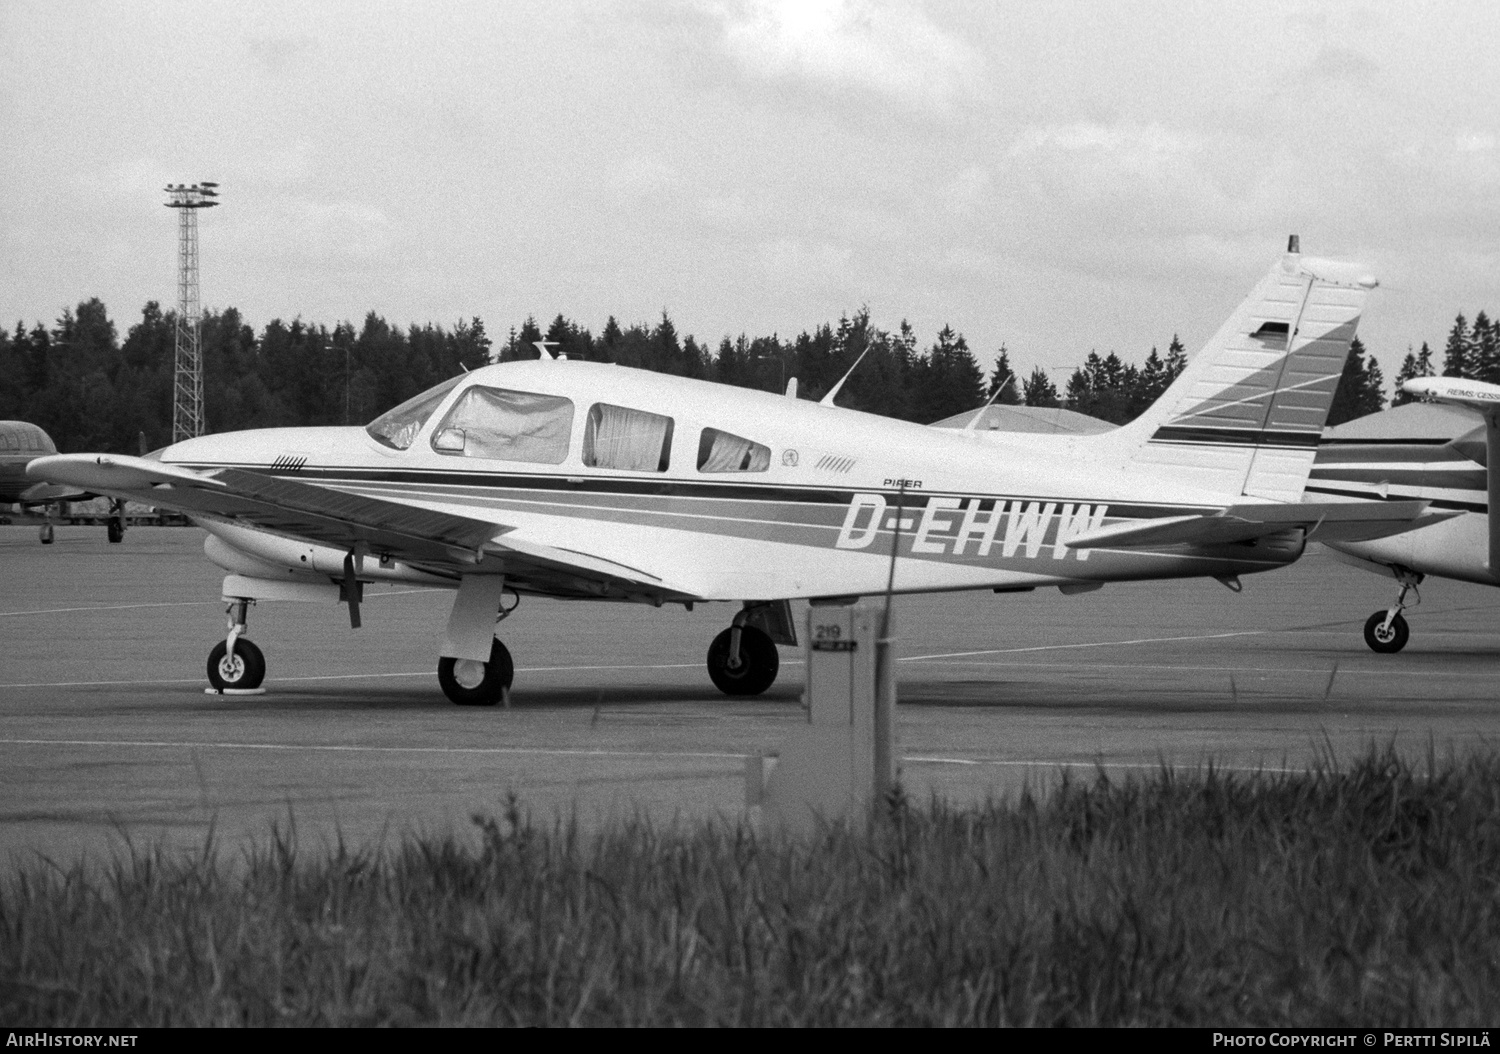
[{"xmin": 163, "ymin": 182, "xmax": 220, "ymax": 443}]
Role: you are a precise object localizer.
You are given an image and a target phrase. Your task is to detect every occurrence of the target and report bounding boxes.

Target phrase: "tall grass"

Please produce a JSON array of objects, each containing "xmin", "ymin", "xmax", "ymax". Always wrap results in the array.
[{"xmin": 4, "ymin": 744, "xmax": 1499, "ymax": 1026}]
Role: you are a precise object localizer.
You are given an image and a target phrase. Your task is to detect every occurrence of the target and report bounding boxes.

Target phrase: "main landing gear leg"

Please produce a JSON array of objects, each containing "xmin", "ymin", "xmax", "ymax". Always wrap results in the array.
[
  {"xmin": 1364, "ymin": 570, "xmax": 1422, "ymax": 654},
  {"xmin": 437, "ymin": 576, "xmax": 516, "ymax": 707},
  {"xmin": 207, "ymin": 597, "xmax": 266, "ymax": 692},
  {"xmin": 707, "ymin": 606, "xmax": 780, "ymax": 696},
  {"xmin": 106, "ymin": 499, "xmax": 126, "ymax": 543}
]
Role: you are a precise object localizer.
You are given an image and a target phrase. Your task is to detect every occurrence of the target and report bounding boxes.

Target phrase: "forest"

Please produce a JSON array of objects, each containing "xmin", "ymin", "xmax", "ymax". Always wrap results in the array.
[{"xmin": 0, "ymin": 295, "xmax": 1400, "ymax": 455}]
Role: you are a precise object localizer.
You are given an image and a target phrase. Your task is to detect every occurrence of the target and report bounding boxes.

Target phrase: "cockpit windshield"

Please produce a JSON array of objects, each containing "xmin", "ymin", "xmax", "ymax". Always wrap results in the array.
[{"xmin": 365, "ymin": 375, "xmax": 465, "ymax": 450}]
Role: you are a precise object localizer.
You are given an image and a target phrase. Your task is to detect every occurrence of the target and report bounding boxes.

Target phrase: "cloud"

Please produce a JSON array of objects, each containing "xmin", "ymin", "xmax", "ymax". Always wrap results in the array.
[
  {"xmin": 696, "ymin": 0, "xmax": 980, "ymax": 110},
  {"xmin": 246, "ymin": 34, "xmax": 318, "ymax": 75},
  {"xmin": 1004, "ymin": 121, "xmax": 1210, "ymax": 215},
  {"xmin": 1300, "ymin": 45, "xmax": 1381, "ymax": 85},
  {"xmin": 229, "ymin": 197, "xmax": 396, "ymax": 264},
  {"xmin": 609, "ymin": 152, "xmax": 680, "ymax": 196}
]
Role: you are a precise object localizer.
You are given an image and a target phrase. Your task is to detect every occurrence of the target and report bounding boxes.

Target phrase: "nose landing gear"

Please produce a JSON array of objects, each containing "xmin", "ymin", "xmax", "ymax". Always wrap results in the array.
[
  {"xmin": 1363, "ymin": 571, "xmax": 1422, "ymax": 654},
  {"xmin": 207, "ymin": 598, "xmax": 266, "ymax": 692}
]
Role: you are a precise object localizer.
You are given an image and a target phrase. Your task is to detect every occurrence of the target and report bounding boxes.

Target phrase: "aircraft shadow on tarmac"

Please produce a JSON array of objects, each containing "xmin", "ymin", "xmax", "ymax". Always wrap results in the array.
[{"xmin": 181, "ymin": 681, "xmax": 806, "ymax": 711}]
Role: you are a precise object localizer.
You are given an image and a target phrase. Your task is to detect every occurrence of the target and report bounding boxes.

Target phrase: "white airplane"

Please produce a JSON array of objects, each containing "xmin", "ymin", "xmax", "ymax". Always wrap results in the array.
[
  {"xmin": 1307, "ymin": 374, "xmax": 1500, "ymax": 652},
  {"xmin": 27, "ymin": 241, "xmax": 1442, "ymax": 704}
]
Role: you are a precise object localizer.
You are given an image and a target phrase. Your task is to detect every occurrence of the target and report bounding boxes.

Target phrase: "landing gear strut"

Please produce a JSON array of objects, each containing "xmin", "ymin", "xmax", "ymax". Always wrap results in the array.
[
  {"xmin": 207, "ymin": 598, "xmax": 266, "ymax": 691},
  {"xmin": 106, "ymin": 499, "xmax": 126, "ymax": 544},
  {"xmin": 707, "ymin": 607, "xmax": 780, "ymax": 696},
  {"xmin": 1364, "ymin": 571, "xmax": 1422, "ymax": 654}
]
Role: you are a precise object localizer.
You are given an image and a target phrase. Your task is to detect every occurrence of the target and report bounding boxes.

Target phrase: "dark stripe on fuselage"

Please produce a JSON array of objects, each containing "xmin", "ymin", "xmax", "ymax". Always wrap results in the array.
[
  {"xmin": 1308, "ymin": 467, "xmax": 1487, "ymax": 490},
  {"xmin": 176, "ymin": 462, "xmax": 1214, "ymax": 523},
  {"xmin": 1150, "ymin": 426, "xmax": 1321, "ymax": 448},
  {"xmin": 1303, "ymin": 484, "xmax": 1486, "ymax": 514},
  {"xmin": 1313, "ymin": 442, "xmax": 1474, "ymax": 464}
]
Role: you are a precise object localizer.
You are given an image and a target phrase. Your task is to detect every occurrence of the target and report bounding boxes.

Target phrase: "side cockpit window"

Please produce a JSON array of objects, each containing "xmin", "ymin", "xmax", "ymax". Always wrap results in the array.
[
  {"xmin": 365, "ymin": 375, "xmax": 465, "ymax": 450},
  {"xmin": 583, "ymin": 403, "xmax": 673, "ymax": 472},
  {"xmin": 431, "ymin": 387, "xmax": 575, "ymax": 464},
  {"xmin": 697, "ymin": 428, "xmax": 770, "ymax": 473}
]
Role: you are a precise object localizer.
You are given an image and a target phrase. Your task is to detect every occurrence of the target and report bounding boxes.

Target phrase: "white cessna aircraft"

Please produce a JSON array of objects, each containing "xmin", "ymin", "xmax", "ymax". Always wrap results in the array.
[
  {"xmin": 1307, "ymin": 374, "xmax": 1500, "ymax": 652},
  {"xmin": 28, "ymin": 241, "xmax": 1441, "ymax": 705}
]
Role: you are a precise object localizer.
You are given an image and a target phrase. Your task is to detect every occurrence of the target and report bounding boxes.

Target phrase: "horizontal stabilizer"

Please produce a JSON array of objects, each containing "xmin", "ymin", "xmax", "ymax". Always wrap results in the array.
[{"xmin": 1064, "ymin": 499, "xmax": 1441, "ymax": 550}]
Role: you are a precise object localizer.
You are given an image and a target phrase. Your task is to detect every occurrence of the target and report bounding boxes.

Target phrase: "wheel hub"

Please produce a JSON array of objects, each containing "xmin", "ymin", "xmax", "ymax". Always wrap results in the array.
[
  {"xmin": 218, "ymin": 655, "xmax": 245, "ymax": 681},
  {"xmin": 453, "ymin": 658, "xmax": 486, "ymax": 689}
]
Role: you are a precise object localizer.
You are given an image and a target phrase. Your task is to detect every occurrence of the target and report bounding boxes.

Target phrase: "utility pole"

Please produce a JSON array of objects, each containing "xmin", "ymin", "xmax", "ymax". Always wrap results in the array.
[{"xmin": 164, "ymin": 182, "xmax": 219, "ymax": 442}]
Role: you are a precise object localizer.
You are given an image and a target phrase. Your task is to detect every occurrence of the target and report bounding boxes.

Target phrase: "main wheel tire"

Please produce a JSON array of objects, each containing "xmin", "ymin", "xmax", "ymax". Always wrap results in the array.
[
  {"xmin": 438, "ymin": 638, "xmax": 514, "ymax": 706},
  {"xmin": 1363, "ymin": 610, "xmax": 1410, "ymax": 654},
  {"xmin": 707, "ymin": 625, "xmax": 779, "ymax": 696},
  {"xmin": 107, "ymin": 521, "xmax": 124, "ymax": 543},
  {"xmin": 207, "ymin": 638, "xmax": 266, "ymax": 691},
  {"xmin": 39, "ymin": 523, "xmax": 53, "ymax": 544}
]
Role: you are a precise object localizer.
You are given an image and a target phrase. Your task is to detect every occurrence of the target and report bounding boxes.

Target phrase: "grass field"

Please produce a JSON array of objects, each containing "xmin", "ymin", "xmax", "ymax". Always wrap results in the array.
[{"xmin": 3, "ymin": 744, "xmax": 1498, "ymax": 1026}]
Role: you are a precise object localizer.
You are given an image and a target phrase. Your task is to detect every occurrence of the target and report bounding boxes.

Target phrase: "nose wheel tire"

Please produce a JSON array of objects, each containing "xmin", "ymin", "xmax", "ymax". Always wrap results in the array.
[
  {"xmin": 107, "ymin": 521, "xmax": 124, "ymax": 543},
  {"xmin": 707, "ymin": 625, "xmax": 779, "ymax": 696},
  {"xmin": 208, "ymin": 638, "xmax": 266, "ymax": 691},
  {"xmin": 1363, "ymin": 611, "xmax": 1409, "ymax": 654},
  {"xmin": 39, "ymin": 523, "xmax": 53, "ymax": 544},
  {"xmin": 438, "ymin": 638, "xmax": 514, "ymax": 706}
]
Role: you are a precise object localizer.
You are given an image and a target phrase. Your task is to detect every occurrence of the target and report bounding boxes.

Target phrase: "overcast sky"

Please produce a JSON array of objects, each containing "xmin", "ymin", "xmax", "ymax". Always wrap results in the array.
[{"xmin": 3, "ymin": 0, "xmax": 1498, "ymax": 386}]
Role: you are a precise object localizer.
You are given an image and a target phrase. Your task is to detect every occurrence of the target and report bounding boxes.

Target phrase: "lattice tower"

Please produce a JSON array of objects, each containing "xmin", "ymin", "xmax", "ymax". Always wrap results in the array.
[{"xmin": 164, "ymin": 183, "xmax": 219, "ymax": 442}]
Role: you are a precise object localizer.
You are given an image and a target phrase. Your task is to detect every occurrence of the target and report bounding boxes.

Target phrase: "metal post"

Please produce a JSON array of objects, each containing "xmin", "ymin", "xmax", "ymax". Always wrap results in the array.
[{"xmin": 164, "ymin": 183, "xmax": 220, "ymax": 443}]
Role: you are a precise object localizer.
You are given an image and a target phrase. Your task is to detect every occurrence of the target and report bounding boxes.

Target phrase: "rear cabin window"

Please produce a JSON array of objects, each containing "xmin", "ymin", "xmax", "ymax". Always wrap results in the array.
[
  {"xmin": 583, "ymin": 403, "xmax": 674, "ymax": 472},
  {"xmin": 365, "ymin": 375, "xmax": 465, "ymax": 450},
  {"xmin": 431, "ymin": 387, "xmax": 575, "ymax": 464},
  {"xmin": 697, "ymin": 428, "xmax": 771, "ymax": 473}
]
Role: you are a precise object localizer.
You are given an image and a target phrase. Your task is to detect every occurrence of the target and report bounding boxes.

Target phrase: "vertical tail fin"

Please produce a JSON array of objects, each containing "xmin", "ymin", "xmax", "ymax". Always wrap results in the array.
[{"xmin": 1117, "ymin": 239, "xmax": 1378, "ymax": 501}]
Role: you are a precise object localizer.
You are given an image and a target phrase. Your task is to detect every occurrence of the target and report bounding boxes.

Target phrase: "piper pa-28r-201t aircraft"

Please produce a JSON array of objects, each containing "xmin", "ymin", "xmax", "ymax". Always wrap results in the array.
[
  {"xmin": 1307, "ymin": 374, "xmax": 1500, "ymax": 653},
  {"xmin": 28, "ymin": 240, "xmax": 1448, "ymax": 705}
]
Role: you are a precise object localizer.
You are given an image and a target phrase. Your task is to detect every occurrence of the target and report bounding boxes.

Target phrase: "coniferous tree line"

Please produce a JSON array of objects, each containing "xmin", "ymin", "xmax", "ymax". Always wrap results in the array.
[
  {"xmin": 1, "ymin": 294, "xmax": 1397, "ymax": 454},
  {"xmin": 1390, "ymin": 310, "xmax": 1500, "ymax": 406}
]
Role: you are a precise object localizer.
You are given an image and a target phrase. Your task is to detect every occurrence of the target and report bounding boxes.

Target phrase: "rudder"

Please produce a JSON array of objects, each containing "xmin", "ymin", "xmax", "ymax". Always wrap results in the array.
[{"xmin": 1116, "ymin": 238, "xmax": 1378, "ymax": 501}]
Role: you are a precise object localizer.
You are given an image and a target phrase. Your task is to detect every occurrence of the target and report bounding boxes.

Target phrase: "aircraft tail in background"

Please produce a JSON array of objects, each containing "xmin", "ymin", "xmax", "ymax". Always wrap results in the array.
[{"xmin": 1114, "ymin": 238, "xmax": 1378, "ymax": 502}]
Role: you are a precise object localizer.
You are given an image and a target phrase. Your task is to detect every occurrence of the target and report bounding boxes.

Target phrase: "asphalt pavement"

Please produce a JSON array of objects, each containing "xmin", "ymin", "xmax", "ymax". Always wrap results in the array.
[{"xmin": 3, "ymin": 525, "xmax": 1499, "ymax": 867}]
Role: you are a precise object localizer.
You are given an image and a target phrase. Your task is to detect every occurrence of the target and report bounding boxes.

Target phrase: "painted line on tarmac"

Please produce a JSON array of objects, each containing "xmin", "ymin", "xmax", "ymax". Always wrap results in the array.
[
  {"xmin": 0, "ymin": 737, "xmax": 751, "ymax": 762},
  {"xmin": 0, "ymin": 589, "xmax": 438, "ymax": 618},
  {"xmin": 0, "ymin": 601, "xmax": 218, "ymax": 617},
  {"xmin": 0, "ymin": 737, "xmax": 1311, "ymax": 775},
  {"xmin": 900, "ymin": 658, "xmax": 1493, "ymax": 679},
  {"xmin": 0, "ymin": 661, "xmax": 739, "ymax": 690},
  {"xmin": 903, "ymin": 630, "xmax": 1265, "ymax": 661}
]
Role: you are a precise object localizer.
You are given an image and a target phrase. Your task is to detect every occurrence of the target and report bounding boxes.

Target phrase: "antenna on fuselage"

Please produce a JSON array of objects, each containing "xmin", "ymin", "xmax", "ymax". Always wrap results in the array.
[
  {"xmin": 533, "ymin": 340, "xmax": 560, "ymax": 361},
  {"xmin": 785, "ymin": 377, "xmax": 798, "ymax": 399},
  {"xmin": 962, "ymin": 375, "xmax": 1015, "ymax": 432},
  {"xmin": 819, "ymin": 341, "xmax": 876, "ymax": 407}
]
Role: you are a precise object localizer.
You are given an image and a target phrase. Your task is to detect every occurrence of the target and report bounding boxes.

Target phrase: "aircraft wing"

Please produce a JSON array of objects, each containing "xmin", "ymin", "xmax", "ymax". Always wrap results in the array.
[
  {"xmin": 26, "ymin": 453, "xmax": 699, "ymax": 601},
  {"xmin": 1063, "ymin": 499, "xmax": 1451, "ymax": 550}
]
